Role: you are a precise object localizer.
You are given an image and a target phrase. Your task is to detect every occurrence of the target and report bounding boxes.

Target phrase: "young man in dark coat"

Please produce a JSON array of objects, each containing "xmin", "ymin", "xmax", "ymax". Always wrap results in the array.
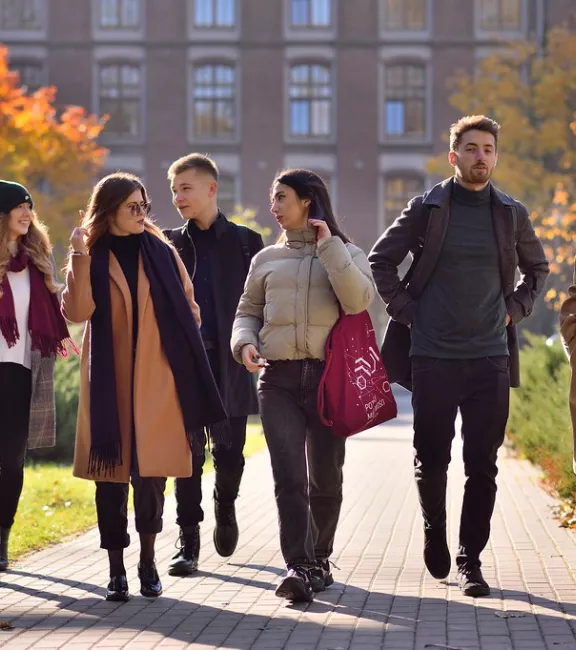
[
  {"xmin": 369, "ymin": 115, "xmax": 549, "ymax": 597},
  {"xmin": 164, "ymin": 153, "xmax": 264, "ymax": 575}
]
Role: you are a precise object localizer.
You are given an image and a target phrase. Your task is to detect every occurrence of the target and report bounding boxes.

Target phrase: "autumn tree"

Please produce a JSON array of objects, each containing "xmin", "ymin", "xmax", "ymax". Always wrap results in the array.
[
  {"xmin": 0, "ymin": 45, "xmax": 106, "ymax": 260},
  {"xmin": 229, "ymin": 205, "xmax": 272, "ymax": 243},
  {"xmin": 427, "ymin": 25, "xmax": 576, "ymax": 319}
]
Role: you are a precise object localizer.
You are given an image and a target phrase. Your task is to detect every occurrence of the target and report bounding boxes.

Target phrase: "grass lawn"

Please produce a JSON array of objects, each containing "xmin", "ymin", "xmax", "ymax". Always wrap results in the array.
[{"xmin": 11, "ymin": 424, "xmax": 266, "ymax": 560}]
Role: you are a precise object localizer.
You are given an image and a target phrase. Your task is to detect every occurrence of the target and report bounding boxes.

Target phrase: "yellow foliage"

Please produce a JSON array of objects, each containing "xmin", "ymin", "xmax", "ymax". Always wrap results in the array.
[
  {"xmin": 0, "ymin": 45, "xmax": 106, "ymax": 261},
  {"xmin": 228, "ymin": 205, "xmax": 272, "ymax": 243}
]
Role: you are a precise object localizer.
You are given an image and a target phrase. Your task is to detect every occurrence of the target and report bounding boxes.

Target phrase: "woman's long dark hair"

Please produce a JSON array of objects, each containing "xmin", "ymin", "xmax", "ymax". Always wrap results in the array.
[
  {"xmin": 273, "ymin": 168, "xmax": 351, "ymax": 244},
  {"xmin": 80, "ymin": 173, "xmax": 165, "ymax": 251}
]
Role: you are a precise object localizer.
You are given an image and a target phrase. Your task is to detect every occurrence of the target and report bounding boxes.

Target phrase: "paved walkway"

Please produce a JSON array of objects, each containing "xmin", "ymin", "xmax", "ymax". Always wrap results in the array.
[{"xmin": 2, "ymin": 391, "xmax": 576, "ymax": 650}]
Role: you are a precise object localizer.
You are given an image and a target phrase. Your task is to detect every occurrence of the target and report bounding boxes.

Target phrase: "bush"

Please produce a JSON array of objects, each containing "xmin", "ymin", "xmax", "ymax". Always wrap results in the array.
[{"xmin": 507, "ymin": 333, "xmax": 576, "ymax": 500}]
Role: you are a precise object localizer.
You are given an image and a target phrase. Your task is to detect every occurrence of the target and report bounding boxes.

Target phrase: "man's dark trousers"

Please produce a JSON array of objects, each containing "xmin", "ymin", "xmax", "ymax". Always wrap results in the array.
[
  {"xmin": 411, "ymin": 355, "xmax": 510, "ymax": 569},
  {"xmin": 174, "ymin": 348, "xmax": 247, "ymax": 529}
]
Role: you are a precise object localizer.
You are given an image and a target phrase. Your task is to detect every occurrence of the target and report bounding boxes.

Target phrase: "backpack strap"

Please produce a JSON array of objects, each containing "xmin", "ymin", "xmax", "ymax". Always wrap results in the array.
[{"xmin": 237, "ymin": 227, "xmax": 251, "ymax": 274}]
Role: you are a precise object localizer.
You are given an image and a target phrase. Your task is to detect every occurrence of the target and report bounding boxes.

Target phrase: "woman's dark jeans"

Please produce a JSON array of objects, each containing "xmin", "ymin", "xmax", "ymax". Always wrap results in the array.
[{"xmin": 258, "ymin": 359, "xmax": 346, "ymax": 568}]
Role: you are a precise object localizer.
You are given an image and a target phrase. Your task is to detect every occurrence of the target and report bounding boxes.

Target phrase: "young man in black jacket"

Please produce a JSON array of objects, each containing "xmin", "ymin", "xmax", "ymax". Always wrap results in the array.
[
  {"xmin": 369, "ymin": 116, "xmax": 549, "ymax": 597},
  {"xmin": 164, "ymin": 153, "xmax": 264, "ymax": 575}
]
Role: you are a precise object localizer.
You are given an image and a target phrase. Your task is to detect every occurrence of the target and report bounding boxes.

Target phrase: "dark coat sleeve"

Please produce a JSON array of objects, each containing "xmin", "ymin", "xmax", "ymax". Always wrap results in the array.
[
  {"xmin": 368, "ymin": 196, "xmax": 424, "ymax": 326},
  {"xmin": 505, "ymin": 202, "xmax": 550, "ymax": 325}
]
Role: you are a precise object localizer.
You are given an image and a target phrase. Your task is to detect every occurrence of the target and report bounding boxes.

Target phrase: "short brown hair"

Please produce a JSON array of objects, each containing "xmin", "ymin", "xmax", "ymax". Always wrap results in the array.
[
  {"xmin": 449, "ymin": 115, "xmax": 500, "ymax": 152},
  {"xmin": 167, "ymin": 153, "xmax": 219, "ymax": 181}
]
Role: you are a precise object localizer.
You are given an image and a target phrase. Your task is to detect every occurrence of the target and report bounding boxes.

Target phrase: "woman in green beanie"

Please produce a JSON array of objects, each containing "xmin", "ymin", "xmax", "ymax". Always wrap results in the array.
[{"xmin": 0, "ymin": 180, "xmax": 74, "ymax": 571}]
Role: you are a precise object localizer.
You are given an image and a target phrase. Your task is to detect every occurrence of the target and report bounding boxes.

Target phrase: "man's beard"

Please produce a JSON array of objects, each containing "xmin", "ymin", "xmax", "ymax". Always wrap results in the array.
[{"xmin": 461, "ymin": 165, "xmax": 493, "ymax": 185}]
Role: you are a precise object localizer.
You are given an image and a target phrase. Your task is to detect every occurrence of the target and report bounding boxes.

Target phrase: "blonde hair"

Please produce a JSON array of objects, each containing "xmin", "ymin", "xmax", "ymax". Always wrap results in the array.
[
  {"xmin": 167, "ymin": 153, "xmax": 219, "ymax": 181},
  {"xmin": 0, "ymin": 211, "xmax": 57, "ymax": 299}
]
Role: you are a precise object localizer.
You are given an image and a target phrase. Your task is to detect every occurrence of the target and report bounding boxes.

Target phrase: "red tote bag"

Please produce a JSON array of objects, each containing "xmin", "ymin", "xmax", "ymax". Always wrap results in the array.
[{"xmin": 317, "ymin": 309, "xmax": 397, "ymax": 437}]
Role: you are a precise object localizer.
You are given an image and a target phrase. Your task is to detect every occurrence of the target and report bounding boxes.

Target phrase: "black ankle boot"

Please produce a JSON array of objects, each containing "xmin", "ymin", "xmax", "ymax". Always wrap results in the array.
[
  {"xmin": 168, "ymin": 526, "xmax": 200, "ymax": 576},
  {"xmin": 138, "ymin": 562, "xmax": 162, "ymax": 598},
  {"xmin": 214, "ymin": 501, "xmax": 239, "ymax": 557},
  {"xmin": 423, "ymin": 526, "xmax": 451, "ymax": 580},
  {"xmin": 0, "ymin": 527, "xmax": 11, "ymax": 571}
]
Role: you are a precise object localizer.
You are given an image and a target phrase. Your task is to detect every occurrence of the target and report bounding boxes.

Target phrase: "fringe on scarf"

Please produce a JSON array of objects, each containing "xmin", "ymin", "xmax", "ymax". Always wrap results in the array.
[{"xmin": 88, "ymin": 442, "xmax": 123, "ymax": 478}]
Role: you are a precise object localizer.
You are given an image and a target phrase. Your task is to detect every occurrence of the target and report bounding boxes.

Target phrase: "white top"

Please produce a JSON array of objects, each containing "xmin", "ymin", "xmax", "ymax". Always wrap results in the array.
[{"xmin": 0, "ymin": 244, "xmax": 32, "ymax": 369}]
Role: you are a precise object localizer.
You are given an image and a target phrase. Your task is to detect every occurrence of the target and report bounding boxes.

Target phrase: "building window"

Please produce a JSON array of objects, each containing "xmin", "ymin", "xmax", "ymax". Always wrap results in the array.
[
  {"xmin": 99, "ymin": 63, "xmax": 142, "ymax": 138},
  {"xmin": 290, "ymin": 0, "xmax": 331, "ymax": 27},
  {"xmin": 0, "ymin": 0, "xmax": 43, "ymax": 30},
  {"xmin": 218, "ymin": 175, "xmax": 237, "ymax": 216},
  {"xmin": 193, "ymin": 0, "xmax": 235, "ymax": 28},
  {"xmin": 192, "ymin": 63, "xmax": 236, "ymax": 140},
  {"xmin": 479, "ymin": 0, "xmax": 521, "ymax": 31},
  {"xmin": 289, "ymin": 63, "xmax": 332, "ymax": 138},
  {"xmin": 383, "ymin": 0, "xmax": 426, "ymax": 31},
  {"xmin": 97, "ymin": 0, "xmax": 141, "ymax": 29},
  {"xmin": 384, "ymin": 64, "xmax": 426, "ymax": 138},
  {"xmin": 384, "ymin": 176, "xmax": 424, "ymax": 225},
  {"xmin": 10, "ymin": 61, "xmax": 44, "ymax": 92}
]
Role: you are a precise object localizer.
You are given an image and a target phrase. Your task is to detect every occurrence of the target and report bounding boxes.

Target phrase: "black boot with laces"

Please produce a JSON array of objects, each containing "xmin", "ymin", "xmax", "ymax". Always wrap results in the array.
[{"xmin": 168, "ymin": 526, "xmax": 200, "ymax": 576}]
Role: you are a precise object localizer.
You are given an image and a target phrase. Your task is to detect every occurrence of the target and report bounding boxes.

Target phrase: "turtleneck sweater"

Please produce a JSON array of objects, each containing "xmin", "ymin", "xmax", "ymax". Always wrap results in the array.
[
  {"xmin": 109, "ymin": 234, "xmax": 141, "ymax": 351},
  {"xmin": 410, "ymin": 179, "xmax": 508, "ymax": 359}
]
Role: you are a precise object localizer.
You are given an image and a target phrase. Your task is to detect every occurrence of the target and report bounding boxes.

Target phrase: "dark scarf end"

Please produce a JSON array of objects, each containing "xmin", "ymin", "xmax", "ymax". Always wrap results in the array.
[{"xmin": 88, "ymin": 443, "xmax": 122, "ymax": 478}]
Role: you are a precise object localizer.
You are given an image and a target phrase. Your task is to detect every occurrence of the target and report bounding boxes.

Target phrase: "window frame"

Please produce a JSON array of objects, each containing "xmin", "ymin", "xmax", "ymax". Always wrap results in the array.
[
  {"xmin": 9, "ymin": 58, "xmax": 45, "ymax": 93},
  {"xmin": 381, "ymin": 60, "xmax": 430, "ymax": 143},
  {"xmin": 0, "ymin": 0, "xmax": 46, "ymax": 37},
  {"xmin": 97, "ymin": 60, "xmax": 145, "ymax": 143},
  {"xmin": 287, "ymin": 60, "xmax": 334, "ymax": 142},
  {"xmin": 189, "ymin": 60, "xmax": 238, "ymax": 143},
  {"xmin": 474, "ymin": 0, "xmax": 526, "ymax": 38}
]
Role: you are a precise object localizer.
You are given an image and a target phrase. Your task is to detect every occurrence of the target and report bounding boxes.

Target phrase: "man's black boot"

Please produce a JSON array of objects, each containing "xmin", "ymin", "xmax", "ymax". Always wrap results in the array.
[
  {"xmin": 0, "ymin": 527, "xmax": 11, "ymax": 571},
  {"xmin": 168, "ymin": 526, "xmax": 200, "ymax": 576},
  {"xmin": 423, "ymin": 526, "xmax": 451, "ymax": 580},
  {"xmin": 213, "ymin": 501, "xmax": 239, "ymax": 557}
]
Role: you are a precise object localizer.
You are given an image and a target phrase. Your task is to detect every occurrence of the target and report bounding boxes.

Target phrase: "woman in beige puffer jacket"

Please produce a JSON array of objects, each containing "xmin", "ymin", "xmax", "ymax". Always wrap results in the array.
[{"xmin": 231, "ymin": 168, "xmax": 376, "ymax": 603}]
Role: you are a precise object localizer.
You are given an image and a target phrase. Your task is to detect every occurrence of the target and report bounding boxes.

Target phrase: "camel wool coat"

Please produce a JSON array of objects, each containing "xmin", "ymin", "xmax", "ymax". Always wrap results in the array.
[{"xmin": 61, "ymin": 249, "xmax": 201, "ymax": 483}]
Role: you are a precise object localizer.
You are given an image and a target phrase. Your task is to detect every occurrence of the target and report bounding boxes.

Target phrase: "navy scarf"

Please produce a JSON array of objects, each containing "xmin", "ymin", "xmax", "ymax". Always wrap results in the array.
[{"xmin": 88, "ymin": 230, "xmax": 227, "ymax": 476}]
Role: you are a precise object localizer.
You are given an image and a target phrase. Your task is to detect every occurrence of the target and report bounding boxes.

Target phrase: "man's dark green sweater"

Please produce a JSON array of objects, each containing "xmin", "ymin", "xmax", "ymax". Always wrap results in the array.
[{"xmin": 410, "ymin": 180, "xmax": 508, "ymax": 359}]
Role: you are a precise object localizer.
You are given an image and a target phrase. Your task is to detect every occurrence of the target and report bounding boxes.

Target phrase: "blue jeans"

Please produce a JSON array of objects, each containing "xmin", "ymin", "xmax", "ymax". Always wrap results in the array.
[{"xmin": 258, "ymin": 359, "xmax": 346, "ymax": 568}]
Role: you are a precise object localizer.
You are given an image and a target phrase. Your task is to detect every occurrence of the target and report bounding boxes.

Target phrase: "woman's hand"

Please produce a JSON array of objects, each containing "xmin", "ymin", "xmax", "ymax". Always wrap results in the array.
[
  {"xmin": 241, "ymin": 344, "xmax": 264, "ymax": 373},
  {"xmin": 309, "ymin": 219, "xmax": 331, "ymax": 246},
  {"xmin": 70, "ymin": 227, "xmax": 88, "ymax": 255}
]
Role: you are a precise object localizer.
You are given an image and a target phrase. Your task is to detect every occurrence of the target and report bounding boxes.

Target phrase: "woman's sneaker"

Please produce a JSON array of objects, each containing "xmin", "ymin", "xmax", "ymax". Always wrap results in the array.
[
  {"xmin": 275, "ymin": 566, "xmax": 313, "ymax": 602},
  {"xmin": 309, "ymin": 559, "xmax": 335, "ymax": 593}
]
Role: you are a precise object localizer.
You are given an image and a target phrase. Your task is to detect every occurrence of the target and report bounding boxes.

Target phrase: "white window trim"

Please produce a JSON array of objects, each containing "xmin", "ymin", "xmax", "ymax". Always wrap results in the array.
[
  {"xmin": 91, "ymin": 0, "xmax": 145, "ymax": 41},
  {"xmin": 284, "ymin": 0, "xmax": 337, "ymax": 42},
  {"xmin": 0, "ymin": 0, "xmax": 47, "ymax": 40},
  {"xmin": 379, "ymin": 57, "xmax": 432, "ymax": 146},
  {"xmin": 474, "ymin": 0, "xmax": 527, "ymax": 40},
  {"xmin": 379, "ymin": 0, "xmax": 432, "ymax": 41},
  {"xmin": 188, "ymin": 0, "xmax": 240, "ymax": 42},
  {"xmin": 187, "ymin": 55, "xmax": 240, "ymax": 145},
  {"xmin": 94, "ymin": 52, "xmax": 146, "ymax": 145}
]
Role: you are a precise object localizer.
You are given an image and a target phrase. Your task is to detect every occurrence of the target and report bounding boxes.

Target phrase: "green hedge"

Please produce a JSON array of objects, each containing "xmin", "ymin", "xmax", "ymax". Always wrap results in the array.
[{"xmin": 507, "ymin": 334, "xmax": 576, "ymax": 500}]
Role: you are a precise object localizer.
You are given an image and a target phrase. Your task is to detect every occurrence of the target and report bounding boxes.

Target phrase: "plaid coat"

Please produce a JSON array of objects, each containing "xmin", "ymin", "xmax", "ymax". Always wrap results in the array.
[{"xmin": 27, "ymin": 350, "xmax": 56, "ymax": 449}]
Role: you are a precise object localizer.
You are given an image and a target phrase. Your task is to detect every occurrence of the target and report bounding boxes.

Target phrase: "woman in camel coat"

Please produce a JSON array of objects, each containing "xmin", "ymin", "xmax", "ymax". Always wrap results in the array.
[{"xmin": 61, "ymin": 173, "xmax": 225, "ymax": 602}]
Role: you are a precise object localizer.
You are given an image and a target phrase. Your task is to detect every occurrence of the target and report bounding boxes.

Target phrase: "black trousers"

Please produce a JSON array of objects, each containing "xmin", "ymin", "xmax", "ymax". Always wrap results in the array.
[
  {"xmin": 411, "ymin": 356, "xmax": 510, "ymax": 569},
  {"xmin": 95, "ymin": 471, "xmax": 166, "ymax": 549},
  {"xmin": 175, "ymin": 346, "xmax": 247, "ymax": 529},
  {"xmin": 174, "ymin": 416, "xmax": 247, "ymax": 529},
  {"xmin": 258, "ymin": 360, "xmax": 346, "ymax": 568},
  {"xmin": 0, "ymin": 362, "xmax": 32, "ymax": 529}
]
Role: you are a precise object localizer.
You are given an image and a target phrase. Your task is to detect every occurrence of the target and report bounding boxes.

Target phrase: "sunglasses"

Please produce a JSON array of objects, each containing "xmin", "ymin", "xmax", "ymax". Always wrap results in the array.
[{"xmin": 127, "ymin": 201, "xmax": 151, "ymax": 217}]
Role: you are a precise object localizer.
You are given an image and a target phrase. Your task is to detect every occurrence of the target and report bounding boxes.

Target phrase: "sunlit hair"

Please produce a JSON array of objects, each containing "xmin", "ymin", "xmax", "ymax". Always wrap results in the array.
[
  {"xmin": 0, "ymin": 210, "xmax": 57, "ymax": 299},
  {"xmin": 271, "ymin": 168, "xmax": 350, "ymax": 245},
  {"xmin": 449, "ymin": 115, "xmax": 500, "ymax": 152},
  {"xmin": 79, "ymin": 172, "xmax": 166, "ymax": 251}
]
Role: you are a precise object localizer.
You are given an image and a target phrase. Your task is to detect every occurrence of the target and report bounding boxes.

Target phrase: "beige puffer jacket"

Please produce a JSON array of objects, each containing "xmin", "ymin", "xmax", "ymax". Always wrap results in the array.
[{"xmin": 231, "ymin": 228, "xmax": 376, "ymax": 362}]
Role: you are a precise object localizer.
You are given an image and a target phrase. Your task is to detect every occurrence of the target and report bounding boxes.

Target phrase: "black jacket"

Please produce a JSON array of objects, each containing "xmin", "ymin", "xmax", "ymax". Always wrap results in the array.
[
  {"xmin": 368, "ymin": 178, "xmax": 550, "ymax": 390},
  {"xmin": 165, "ymin": 212, "xmax": 264, "ymax": 417}
]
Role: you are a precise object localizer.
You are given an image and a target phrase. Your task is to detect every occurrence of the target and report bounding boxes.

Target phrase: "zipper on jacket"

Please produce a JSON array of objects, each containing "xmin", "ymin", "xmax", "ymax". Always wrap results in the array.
[{"xmin": 302, "ymin": 252, "xmax": 313, "ymax": 355}]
